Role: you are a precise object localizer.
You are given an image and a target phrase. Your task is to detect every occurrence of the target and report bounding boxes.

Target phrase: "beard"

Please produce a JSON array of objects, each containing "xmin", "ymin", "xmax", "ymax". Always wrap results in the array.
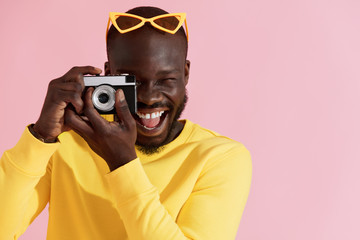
[{"xmin": 136, "ymin": 92, "xmax": 188, "ymax": 155}]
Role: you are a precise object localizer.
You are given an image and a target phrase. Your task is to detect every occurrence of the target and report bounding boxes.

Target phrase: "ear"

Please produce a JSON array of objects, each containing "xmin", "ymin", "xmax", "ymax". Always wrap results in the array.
[
  {"xmin": 184, "ymin": 60, "xmax": 190, "ymax": 86},
  {"xmin": 104, "ymin": 61, "xmax": 111, "ymax": 76}
]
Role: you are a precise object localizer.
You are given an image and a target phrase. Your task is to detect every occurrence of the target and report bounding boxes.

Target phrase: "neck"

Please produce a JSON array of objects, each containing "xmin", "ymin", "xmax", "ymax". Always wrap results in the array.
[{"xmin": 164, "ymin": 120, "xmax": 184, "ymax": 145}]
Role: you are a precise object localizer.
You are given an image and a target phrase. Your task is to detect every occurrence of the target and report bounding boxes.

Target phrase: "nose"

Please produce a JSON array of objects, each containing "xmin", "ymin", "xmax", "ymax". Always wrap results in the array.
[{"xmin": 137, "ymin": 83, "xmax": 163, "ymax": 107}]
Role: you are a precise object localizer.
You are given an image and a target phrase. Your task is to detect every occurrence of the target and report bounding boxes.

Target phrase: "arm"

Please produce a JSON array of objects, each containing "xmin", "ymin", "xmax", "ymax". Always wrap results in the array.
[
  {"xmin": 65, "ymin": 89, "xmax": 252, "ymax": 239},
  {"xmin": 176, "ymin": 146, "xmax": 252, "ymax": 239},
  {"xmin": 0, "ymin": 127, "xmax": 57, "ymax": 239},
  {"xmin": 105, "ymin": 146, "xmax": 251, "ymax": 240},
  {"xmin": 0, "ymin": 66, "xmax": 102, "ymax": 238}
]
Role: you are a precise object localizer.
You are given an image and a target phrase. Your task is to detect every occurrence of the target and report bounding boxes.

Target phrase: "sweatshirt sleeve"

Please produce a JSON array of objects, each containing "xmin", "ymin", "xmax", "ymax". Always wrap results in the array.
[
  {"xmin": 105, "ymin": 145, "xmax": 252, "ymax": 240},
  {"xmin": 0, "ymin": 127, "xmax": 59, "ymax": 239}
]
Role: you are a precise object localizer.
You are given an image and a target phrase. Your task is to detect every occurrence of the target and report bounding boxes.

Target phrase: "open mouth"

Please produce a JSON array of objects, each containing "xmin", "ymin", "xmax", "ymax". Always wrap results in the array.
[{"xmin": 134, "ymin": 110, "xmax": 169, "ymax": 131}]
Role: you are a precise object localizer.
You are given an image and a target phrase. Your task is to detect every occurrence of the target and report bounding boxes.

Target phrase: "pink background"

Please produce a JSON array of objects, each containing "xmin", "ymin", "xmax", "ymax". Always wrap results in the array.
[{"xmin": 1, "ymin": 0, "xmax": 359, "ymax": 239}]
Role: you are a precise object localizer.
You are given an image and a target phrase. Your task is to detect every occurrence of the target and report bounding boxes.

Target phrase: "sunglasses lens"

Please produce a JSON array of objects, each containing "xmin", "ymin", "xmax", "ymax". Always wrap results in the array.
[
  {"xmin": 154, "ymin": 16, "xmax": 181, "ymax": 31},
  {"xmin": 115, "ymin": 15, "xmax": 142, "ymax": 30}
]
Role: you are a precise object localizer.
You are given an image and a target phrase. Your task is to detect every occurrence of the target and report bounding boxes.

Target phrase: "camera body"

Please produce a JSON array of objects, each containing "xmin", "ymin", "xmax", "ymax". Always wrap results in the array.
[{"xmin": 83, "ymin": 75, "xmax": 137, "ymax": 115}]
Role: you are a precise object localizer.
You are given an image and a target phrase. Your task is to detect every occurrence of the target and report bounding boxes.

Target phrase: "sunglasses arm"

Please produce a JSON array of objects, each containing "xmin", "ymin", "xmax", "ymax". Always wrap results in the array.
[
  {"xmin": 184, "ymin": 19, "xmax": 189, "ymax": 41},
  {"xmin": 106, "ymin": 18, "xmax": 111, "ymax": 41}
]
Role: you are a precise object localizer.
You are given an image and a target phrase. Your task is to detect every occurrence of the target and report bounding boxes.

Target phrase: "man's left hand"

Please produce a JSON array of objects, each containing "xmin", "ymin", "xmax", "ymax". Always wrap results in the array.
[{"xmin": 65, "ymin": 87, "xmax": 137, "ymax": 171}]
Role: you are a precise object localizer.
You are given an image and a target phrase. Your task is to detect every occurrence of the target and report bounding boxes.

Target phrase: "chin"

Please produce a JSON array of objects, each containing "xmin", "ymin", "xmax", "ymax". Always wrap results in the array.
[
  {"xmin": 134, "ymin": 92, "xmax": 188, "ymax": 150},
  {"xmin": 135, "ymin": 110, "xmax": 174, "ymax": 148}
]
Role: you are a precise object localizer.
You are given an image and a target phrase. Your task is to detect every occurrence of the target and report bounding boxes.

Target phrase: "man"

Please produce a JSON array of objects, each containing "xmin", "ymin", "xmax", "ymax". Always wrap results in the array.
[{"xmin": 0, "ymin": 6, "xmax": 252, "ymax": 240}]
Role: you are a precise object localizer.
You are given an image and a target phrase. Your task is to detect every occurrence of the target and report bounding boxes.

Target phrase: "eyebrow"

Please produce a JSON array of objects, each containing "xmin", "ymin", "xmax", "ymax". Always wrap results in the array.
[
  {"xmin": 155, "ymin": 69, "xmax": 181, "ymax": 76},
  {"xmin": 116, "ymin": 69, "xmax": 181, "ymax": 76}
]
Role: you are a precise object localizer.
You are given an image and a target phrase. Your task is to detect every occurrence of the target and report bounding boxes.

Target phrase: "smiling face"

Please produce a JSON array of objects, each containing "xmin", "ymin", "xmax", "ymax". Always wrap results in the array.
[{"xmin": 106, "ymin": 25, "xmax": 190, "ymax": 153}]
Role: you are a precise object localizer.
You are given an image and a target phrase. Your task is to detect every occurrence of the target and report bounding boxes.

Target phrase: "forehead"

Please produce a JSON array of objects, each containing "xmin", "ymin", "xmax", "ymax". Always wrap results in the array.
[{"xmin": 107, "ymin": 28, "xmax": 186, "ymax": 73}]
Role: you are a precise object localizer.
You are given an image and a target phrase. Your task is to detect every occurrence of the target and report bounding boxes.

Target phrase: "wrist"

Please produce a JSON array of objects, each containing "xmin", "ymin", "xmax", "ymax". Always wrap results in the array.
[
  {"xmin": 107, "ymin": 152, "xmax": 137, "ymax": 171},
  {"xmin": 29, "ymin": 124, "xmax": 58, "ymax": 143}
]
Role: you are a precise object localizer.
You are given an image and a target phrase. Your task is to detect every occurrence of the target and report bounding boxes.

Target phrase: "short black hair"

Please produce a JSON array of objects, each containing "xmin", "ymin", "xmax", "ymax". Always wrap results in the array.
[{"xmin": 106, "ymin": 6, "xmax": 188, "ymax": 57}]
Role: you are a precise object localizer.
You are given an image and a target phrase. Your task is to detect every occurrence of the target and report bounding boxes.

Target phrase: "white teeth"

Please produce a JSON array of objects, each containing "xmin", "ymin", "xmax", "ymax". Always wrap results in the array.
[{"xmin": 136, "ymin": 111, "xmax": 165, "ymax": 119}]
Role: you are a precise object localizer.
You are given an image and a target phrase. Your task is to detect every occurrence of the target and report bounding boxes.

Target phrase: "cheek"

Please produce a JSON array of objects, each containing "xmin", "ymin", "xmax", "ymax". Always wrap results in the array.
[{"xmin": 162, "ymin": 84, "xmax": 186, "ymax": 104}]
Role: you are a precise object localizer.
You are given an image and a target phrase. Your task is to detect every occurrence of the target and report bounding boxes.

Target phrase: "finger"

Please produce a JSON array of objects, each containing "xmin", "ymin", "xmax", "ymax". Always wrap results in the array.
[
  {"xmin": 56, "ymin": 81, "xmax": 84, "ymax": 92},
  {"xmin": 63, "ymin": 66, "xmax": 102, "ymax": 82},
  {"xmin": 49, "ymin": 77, "xmax": 84, "ymax": 92},
  {"xmin": 73, "ymin": 73, "xmax": 85, "ymax": 91},
  {"xmin": 115, "ymin": 89, "xmax": 135, "ymax": 129},
  {"xmin": 60, "ymin": 79, "xmax": 85, "ymax": 113},
  {"xmin": 54, "ymin": 89, "xmax": 84, "ymax": 114},
  {"xmin": 64, "ymin": 107, "xmax": 93, "ymax": 137},
  {"xmin": 83, "ymin": 87, "xmax": 107, "ymax": 129},
  {"xmin": 49, "ymin": 76, "xmax": 85, "ymax": 101}
]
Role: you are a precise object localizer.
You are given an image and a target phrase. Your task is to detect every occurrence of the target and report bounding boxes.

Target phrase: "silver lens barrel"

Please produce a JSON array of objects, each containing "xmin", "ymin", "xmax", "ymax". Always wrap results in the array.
[{"xmin": 92, "ymin": 85, "xmax": 116, "ymax": 112}]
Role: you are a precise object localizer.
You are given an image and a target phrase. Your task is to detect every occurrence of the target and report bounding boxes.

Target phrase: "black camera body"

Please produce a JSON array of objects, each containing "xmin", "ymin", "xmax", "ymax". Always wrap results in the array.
[{"xmin": 83, "ymin": 75, "xmax": 137, "ymax": 115}]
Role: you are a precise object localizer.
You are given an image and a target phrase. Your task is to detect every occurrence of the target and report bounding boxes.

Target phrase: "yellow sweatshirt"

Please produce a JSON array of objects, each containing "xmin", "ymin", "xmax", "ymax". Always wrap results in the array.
[{"xmin": 0, "ymin": 120, "xmax": 252, "ymax": 240}]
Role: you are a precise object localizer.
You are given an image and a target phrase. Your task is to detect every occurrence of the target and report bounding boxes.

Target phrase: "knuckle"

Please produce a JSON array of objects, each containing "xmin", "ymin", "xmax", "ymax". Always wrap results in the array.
[
  {"xmin": 72, "ymin": 82, "xmax": 83, "ymax": 92},
  {"xmin": 70, "ymin": 74, "xmax": 82, "ymax": 84},
  {"xmin": 50, "ymin": 89, "xmax": 61, "ymax": 102},
  {"xmin": 83, "ymin": 107, "xmax": 93, "ymax": 116},
  {"xmin": 71, "ymin": 91, "xmax": 81, "ymax": 100},
  {"xmin": 48, "ymin": 79, "xmax": 57, "ymax": 88},
  {"xmin": 102, "ymin": 128, "xmax": 112, "ymax": 137},
  {"xmin": 128, "ymin": 119, "xmax": 136, "ymax": 129},
  {"xmin": 71, "ymin": 66, "xmax": 79, "ymax": 72},
  {"xmin": 64, "ymin": 112, "xmax": 73, "ymax": 125},
  {"xmin": 119, "ymin": 104, "xmax": 129, "ymax": 112},
  {"xmin": 64, "ymin": 91, "xmax": 80, "ymax": 103},
  {"xmin": 67, "ymin": 66, "xmax": 80, "ymax": 77}
]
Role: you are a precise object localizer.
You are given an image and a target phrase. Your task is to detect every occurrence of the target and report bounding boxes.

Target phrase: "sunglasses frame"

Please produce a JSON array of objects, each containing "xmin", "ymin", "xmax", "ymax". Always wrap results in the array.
[{"xmin": 106, "ymin": 12, "xmax": 189, "ymax": 41}]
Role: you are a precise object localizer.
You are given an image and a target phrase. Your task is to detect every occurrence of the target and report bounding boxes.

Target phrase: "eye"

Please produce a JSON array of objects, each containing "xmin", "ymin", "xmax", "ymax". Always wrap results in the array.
[{"xmin": 158, "ymin": 78, "xmax": 176, "ymax": 85}]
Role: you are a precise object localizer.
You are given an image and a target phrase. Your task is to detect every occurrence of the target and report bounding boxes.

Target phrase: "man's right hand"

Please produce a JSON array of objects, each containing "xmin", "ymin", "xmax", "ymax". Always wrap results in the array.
[{"xmin": 33, "ymin": 66, "xmax": 102, "ymax": 142}]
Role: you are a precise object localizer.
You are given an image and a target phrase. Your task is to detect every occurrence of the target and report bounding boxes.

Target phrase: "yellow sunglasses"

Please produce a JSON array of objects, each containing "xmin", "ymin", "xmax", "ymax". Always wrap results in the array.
[{"xmin": 106, "ymin": 12, "xmax": 189, "ymax": 41}]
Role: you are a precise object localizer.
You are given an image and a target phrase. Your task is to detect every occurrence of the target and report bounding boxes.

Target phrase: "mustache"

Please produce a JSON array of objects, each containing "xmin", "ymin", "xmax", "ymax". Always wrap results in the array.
[{"xmin": 137, "ymin": 101, "xmax": 173, "ymax": 110}]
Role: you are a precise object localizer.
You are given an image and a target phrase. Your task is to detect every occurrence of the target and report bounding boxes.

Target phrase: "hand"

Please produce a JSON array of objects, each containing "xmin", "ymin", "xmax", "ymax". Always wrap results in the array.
[
  {"xmin": 65, "ymin": 87, "xmax": 137, "ymax": 171},
  {"xmin": 33, "ymin": 66, "xmax": 102, "ymax": 142}
]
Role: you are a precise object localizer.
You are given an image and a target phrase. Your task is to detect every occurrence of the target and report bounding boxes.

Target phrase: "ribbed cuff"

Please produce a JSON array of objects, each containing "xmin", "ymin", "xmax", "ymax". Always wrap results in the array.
[
  {"xmin": 5, "ymin": 126, "xmax": 60, "ymax": 176},
  {"xmin": 105, "ymin": 158, "xmax": 154, "ymax": 203}
]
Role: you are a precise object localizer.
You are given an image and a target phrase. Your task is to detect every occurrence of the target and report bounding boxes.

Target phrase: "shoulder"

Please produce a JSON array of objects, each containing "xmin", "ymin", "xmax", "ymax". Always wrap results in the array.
[
  {"xmin": 185, "ymin": 121, "xmax": 252, "ymax": 198},
  {"xmin": 185, "ymin": 120, "xmax": 249, "ymax": 153},
  {"xmin": 184, "ymin": 120, "xmax": 252, "ymax": 170}
]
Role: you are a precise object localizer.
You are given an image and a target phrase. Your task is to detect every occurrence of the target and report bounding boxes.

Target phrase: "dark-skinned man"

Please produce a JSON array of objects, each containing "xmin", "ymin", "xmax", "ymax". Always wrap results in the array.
[{"xmin": 0, "ymin": 6, "xmax": 252, "ymax": 240}]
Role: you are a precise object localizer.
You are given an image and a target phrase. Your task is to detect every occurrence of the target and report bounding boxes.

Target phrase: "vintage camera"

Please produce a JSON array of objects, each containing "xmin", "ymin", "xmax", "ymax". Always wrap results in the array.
[{"xmin": 83, "ymin": 75, "xmax": 137, "ymax": 114}]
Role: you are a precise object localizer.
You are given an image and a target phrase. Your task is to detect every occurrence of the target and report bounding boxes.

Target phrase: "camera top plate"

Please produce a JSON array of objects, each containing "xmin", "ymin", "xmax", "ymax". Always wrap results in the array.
[
  {"xmin": 83, "ymin": 75, "xmax": 137, "ymax": 115},
  {"xmin": 84, "ymin": 75, "xmax": 136, "ymax": 86}
]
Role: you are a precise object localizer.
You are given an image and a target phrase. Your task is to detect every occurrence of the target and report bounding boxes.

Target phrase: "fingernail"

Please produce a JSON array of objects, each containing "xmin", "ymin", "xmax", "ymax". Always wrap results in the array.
[
  {"xmin": 119, "ymin": 90, "xmax": 125, "ymax": 101},
  {"xmin": 95, "ymin": 67, "xmax": 102, "ymax": 72}
]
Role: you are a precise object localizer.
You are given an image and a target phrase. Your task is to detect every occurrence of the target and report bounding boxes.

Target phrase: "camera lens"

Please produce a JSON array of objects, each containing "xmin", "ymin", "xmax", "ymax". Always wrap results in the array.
[
  {"xmin": 92, "ymin": 85, "xmax": 116, "ymax": 112},
  {"xmin": 98, "ymin": 93, "xmax": 109, "ymax": 104}
]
